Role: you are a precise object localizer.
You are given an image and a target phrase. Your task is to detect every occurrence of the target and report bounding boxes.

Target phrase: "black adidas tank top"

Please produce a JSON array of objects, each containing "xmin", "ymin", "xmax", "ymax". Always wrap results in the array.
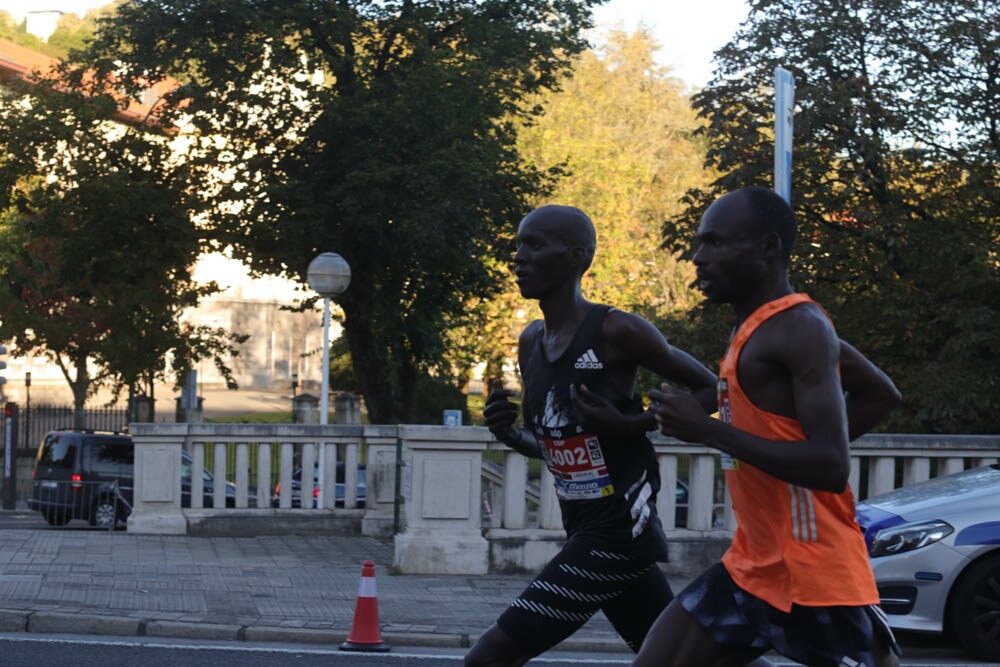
[{"xmin": 522, "ymin": 304, "xmax": 669, "ymax": 560}]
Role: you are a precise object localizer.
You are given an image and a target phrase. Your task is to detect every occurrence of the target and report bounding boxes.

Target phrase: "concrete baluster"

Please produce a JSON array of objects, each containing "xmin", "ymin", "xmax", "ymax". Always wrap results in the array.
[
  {"xmin": 657, "ymin": 453, "xmax": 678, "ymax": 530},
  {"xmin": 502, "ymin": 450, "xmax": 527, "ymax": 530},
  {"xmin": 257, "ymin": 442, "xmax": 271, "ymax": 509},
  {"xmin": 343, "ymin": 442, "xmax": 359, "ymax": 509},
  {"xmin": 235, "ymin": 443, "xmax": 249, "ymax": 508},
  {"xmin": 301, "ymin": 443, "xmax": 316, "ymax": 509},
  {"xmin": 687, "ymin": 454, "xmax": 716, "ymax": 531},
  {"xmin": 903, "ymin": 457, "xmax": 930, "ymax": 487},
  {"xmin": 213, "ymin": 443, "xmax": 227, "ymax": 510},
  {"xmin": 279, "ymin": 443, "xmax": 294, "ymax": 508},
  {"xmin": 191, "ymin": 442, "xmax": 205, "ymax": 510}
]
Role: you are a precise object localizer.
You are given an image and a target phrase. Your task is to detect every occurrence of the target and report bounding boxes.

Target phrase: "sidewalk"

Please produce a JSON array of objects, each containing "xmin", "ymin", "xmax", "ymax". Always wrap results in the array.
[{"xmin": 0, "ymin": 519, "xmax": 688, "ymax": 653}]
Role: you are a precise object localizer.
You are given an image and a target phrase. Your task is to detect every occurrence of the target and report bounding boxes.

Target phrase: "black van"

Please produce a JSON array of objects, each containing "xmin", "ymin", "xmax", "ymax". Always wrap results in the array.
[{"xmin": 28, "ymin": 430, "xmax": 235, "ymax": 529}]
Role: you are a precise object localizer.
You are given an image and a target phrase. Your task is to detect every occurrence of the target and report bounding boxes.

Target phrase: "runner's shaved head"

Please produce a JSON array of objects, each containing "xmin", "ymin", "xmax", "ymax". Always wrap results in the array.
[{"xmin": 520, "ymin": 205, "xmax": 597, "ymax": 271}]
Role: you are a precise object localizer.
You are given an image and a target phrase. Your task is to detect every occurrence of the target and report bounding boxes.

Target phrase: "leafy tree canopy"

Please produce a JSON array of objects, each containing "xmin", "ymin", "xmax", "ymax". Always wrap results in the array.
[
  {"xmin": 0, "ymin": 62, "xmax": 245, "ymax": 425},
  {"xmin": 84, "ymin": 0, "xmax": 605, "ymax": 423},
  {"xmin": 663, "ymin": 0, "xmax": 999, "ymax": 433},
  {"xmin": 466, "ymin": 27, "xmax": 714, "ymax": 389}
]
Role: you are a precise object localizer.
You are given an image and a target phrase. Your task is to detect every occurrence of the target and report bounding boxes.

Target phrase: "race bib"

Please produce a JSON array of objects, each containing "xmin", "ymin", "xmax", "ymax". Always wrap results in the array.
[
  {"xmin": 540, "ymin": 434, "xmax": 615, "ymax": 500},
  {"xmin": 718, "ymin": 379, "xmax": 740, "ymax": 470}
]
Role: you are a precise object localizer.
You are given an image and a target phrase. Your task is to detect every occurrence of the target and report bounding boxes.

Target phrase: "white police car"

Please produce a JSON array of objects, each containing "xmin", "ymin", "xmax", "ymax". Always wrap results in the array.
[{"xmin": 855, "ymin": 463, "xmax": 1000, "ymax": 661}]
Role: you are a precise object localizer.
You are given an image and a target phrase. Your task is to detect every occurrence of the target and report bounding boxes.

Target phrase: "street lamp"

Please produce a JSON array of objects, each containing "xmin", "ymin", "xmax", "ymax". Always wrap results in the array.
[{"xmin": 307, "ymin": 252, "xmax": 351, "ymax": 508}]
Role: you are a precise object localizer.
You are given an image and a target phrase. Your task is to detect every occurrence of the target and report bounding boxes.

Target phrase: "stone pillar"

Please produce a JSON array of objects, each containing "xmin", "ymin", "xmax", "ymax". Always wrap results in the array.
[
  {"xmin": 361, "ymin": 427, "xmax": 400, "ymax": 537},
  {"xmin": 292, "ymin": 393, "xmax": 320, "ymax": 424},
  {"xmin": 393, "ymin": 424, "xmax": 490, "ymax": 574},
  {"xmin": 129, "ymin": 395, "xmax": 155, "ymax": 422},
  {"xmin": 174, "ymin": 396, "xmax": 203, "ymax": 424},
  {"xmin": 127, "ymin": 422, "xmax": 188, "ymax": 535},
  {"xmin": 335, "ymin": 392, "xmax": 361, "ymax": 424}
]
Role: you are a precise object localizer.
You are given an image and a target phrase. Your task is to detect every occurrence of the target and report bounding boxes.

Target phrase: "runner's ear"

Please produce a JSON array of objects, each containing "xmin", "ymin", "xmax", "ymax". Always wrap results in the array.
[{"xmin": 760, "ymin": 231, "xmax": 782, "ymax": 262}]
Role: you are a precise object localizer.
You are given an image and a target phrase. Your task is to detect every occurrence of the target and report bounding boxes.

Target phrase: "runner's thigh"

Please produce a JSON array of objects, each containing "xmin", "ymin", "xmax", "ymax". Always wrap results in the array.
[
  {"xmin": 496, "ymin": 538, "xmax": 654, "ymax": 655},
  {"xmin": 602, "ymin": 561, "xmax": 673, "ymax": 652}
]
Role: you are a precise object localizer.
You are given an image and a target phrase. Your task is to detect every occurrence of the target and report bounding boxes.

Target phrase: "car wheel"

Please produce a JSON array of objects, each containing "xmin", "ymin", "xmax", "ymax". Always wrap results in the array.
[
  {"xmin": 949, "ymin": 552, "xmax": 1000, "ymax": 661},
  {"xmin": 91, "ymin": 497, "xmax": 120, "ymax": 530},
  {"xmin": 44, "ymin": 511, "xmax": 70, "ymax": 527}
]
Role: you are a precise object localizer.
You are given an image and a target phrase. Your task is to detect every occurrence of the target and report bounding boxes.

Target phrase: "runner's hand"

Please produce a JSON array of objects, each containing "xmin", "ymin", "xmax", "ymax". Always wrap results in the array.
[
  {"xmin": 570, "ymin": 384, "xmax": 624, "ymax": 438},
  {"xmin": 483, "ymin": 379, "xmax": 519, "ymax": 438},
  {"xmin": 648, "ymin": 383, "xmax": 710, "ymax": 442}
]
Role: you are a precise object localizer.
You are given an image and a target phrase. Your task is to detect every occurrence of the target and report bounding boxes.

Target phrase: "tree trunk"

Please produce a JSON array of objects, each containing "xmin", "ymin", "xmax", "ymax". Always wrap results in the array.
[
  {"xmin": 70, "ymin": 355, "xmax": 90, "ymax": 430},
  {"xmin": 344, "ymin": 312, "xmax": 393, "ymax": 424}
]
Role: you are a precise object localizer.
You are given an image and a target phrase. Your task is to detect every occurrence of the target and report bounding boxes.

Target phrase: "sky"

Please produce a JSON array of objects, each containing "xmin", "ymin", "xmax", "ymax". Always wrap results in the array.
[{"xmin": 5, "ymin": 0, "xmax": 751, "ymax": 88}]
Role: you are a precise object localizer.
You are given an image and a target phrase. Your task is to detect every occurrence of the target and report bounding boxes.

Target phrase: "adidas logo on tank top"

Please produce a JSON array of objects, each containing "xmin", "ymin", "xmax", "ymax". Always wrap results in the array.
[{"xmin": 574, "ymin": 348, "xmax": 603, "ymax": 370}]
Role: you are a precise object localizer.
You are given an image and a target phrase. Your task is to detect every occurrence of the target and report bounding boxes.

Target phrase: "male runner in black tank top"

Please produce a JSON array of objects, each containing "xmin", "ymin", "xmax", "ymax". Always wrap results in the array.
[{"xmin": 463, "ymin": 205, "xmax": 721, "ymax": 666}]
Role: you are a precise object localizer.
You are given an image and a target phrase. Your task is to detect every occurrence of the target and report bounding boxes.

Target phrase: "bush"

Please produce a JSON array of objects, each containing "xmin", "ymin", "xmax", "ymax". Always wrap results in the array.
[{"xmin": 412, "ymin": 375, "xmax": 470, "ymax": 425}]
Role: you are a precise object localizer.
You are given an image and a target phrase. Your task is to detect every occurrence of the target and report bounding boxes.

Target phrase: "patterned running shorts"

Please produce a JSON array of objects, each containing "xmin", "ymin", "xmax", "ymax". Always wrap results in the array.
[
  {"xmin": 678, "ymin": 562, "xmax": 902, "ymax": 667},
  {"xmin": 496, "ymin": 535, "xmax": 673, "ymax": 656}
]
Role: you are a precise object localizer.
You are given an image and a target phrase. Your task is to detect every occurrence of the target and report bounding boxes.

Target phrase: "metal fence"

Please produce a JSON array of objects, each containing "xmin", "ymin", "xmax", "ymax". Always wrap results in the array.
[{"xmin": 19, "ymin": 403, "xmax": 129, "ymax": 452}]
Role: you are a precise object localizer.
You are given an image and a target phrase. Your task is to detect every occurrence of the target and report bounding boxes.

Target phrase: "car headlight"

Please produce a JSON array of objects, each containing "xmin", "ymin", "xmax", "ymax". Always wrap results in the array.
[{"xmin": 869, "ymin": 519, "xmax": 954, "ymax": 558}]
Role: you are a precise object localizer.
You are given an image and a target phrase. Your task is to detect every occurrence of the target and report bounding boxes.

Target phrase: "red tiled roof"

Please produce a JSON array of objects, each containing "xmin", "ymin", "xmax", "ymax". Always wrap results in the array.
[
  {"xmin": 0, "ymin": 37, "xmax": 59, "ymax": 80},
  {"xmin": 0, "ymin": 37, "xmax": 176, "ymax": 127}
]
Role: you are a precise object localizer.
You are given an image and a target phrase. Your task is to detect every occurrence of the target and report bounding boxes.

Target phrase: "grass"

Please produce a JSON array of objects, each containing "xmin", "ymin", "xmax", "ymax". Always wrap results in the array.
[{"xmin": 209, "ymin": 395, "xmax": 490, "ymax": 426}]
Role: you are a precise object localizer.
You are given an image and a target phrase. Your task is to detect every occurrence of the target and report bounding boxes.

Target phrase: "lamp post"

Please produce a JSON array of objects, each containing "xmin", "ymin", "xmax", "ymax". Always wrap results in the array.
[
  {"xmin": 24, "ymin": 372, "xmax": 30, "ymax": 449},
  {"xmin": 307, "ymin": 252, "xmax": 351, "ymax": 508}
]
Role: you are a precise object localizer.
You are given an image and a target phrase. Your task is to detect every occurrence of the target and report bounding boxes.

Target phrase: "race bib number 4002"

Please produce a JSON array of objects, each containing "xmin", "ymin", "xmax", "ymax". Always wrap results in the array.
[{"xmin": 541, "ymin": 434, "xmax": 614, "ymax": 500}]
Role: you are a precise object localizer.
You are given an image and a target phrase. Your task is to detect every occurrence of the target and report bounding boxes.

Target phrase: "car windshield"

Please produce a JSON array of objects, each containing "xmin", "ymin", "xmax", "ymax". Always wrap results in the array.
[{"xmin": 181, "ymin": 456, "xmax": 215, "ymax": 482}]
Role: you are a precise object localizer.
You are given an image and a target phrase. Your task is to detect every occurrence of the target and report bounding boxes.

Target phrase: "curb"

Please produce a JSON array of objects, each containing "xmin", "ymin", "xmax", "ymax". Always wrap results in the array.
[{"xmin": 0, "ymin": 608, "xmax": 631, "ymax": 653}]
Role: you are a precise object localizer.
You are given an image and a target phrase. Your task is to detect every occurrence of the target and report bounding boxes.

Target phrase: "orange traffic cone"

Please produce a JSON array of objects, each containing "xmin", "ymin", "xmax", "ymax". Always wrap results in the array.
[{"xmin": 339, "ymin": 560, "xmax": 390, "ymax": 652}]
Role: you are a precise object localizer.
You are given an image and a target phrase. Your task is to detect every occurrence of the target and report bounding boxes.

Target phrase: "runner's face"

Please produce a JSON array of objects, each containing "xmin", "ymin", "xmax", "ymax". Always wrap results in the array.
[
  {"xmin": 513, "ymin": 212, "xmax": 577, "ymax": 300},
  {"xmin": 692, "ymin": 194, "xmax": 767, "ymax": 304}
]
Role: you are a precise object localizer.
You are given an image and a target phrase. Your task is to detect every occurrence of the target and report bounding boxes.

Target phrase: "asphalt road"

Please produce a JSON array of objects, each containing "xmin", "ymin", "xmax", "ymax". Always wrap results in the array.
[{"xmin": 0, "ymin": 634, "xmax": 994, "ymax": 667}]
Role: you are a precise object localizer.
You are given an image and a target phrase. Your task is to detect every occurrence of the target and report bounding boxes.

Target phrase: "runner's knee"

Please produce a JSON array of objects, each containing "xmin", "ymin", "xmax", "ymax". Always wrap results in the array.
[{"xmin": 464, "ymin": 625, "xmax": 530, "ymax": 667}]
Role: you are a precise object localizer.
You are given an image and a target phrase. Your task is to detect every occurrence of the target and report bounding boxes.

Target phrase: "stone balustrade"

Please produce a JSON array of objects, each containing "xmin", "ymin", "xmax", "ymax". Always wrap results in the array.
[{"xmin": 126, "ymin": 422, "xmax": 999, "ymax": 575}]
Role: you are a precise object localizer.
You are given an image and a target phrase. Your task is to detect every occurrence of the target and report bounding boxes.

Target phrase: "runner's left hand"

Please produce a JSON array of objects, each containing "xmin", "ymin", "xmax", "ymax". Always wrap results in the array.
[
  {"xmin": 570, "ymin": 384, "xmax": 624, "ymax": 437},
  {"xmin": 648, "ymin": 383, "xmax": 710, "ymax": 442}
]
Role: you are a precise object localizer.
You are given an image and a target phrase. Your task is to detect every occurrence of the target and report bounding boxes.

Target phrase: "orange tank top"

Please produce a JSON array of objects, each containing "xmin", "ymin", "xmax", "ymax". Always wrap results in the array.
[{"xmin": 718, "ymin": 293, "xmax": 878, "ymax": 612}]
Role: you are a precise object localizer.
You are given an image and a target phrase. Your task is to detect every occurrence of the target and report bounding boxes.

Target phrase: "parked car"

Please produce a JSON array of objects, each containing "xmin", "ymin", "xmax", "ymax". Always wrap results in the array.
[
  {"xmin": 673, "ymin": 479, "xmax": 725, "ymax": 529},
  {"xmin": 28, "ymin": 430, "xmax": 236, "ymax": 530},
  {"xmin": 271, "ymin": 462, "xmax": 367, "ymax": 508},
  {"xmin": 855, "ymin": 463, "xmax": 1000, "ymax": 661}
]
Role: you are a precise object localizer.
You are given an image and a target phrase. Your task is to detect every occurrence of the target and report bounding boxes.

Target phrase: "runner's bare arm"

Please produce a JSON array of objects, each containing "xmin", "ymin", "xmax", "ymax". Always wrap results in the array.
[
  {"xmin": 839, "ymin": 339, "xmax": 901, "ymax": 441},
  {"xmin": 605, "ymin": 310, "xmax": 717, "ymax": 411},
  {"xmin": 482, "ymin": 327, "xmax": 544, "ymax": 459},
  {"xmin": 650, "ymin": 311, "xmax": 851, "ymax": 492},
  {"xmin": 572, "ymin": 310, "xmax": 717, "ymax": 440}
]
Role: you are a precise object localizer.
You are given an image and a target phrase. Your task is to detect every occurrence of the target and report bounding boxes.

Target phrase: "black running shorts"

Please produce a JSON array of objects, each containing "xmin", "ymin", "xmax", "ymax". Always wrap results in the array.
[
  {"xmin": 678, "ymin": 562, "xmax": 902, "ymax": 667},
  {"xmin": 496, "ymin": 534, "xmax": 673, "ymax": 656}
]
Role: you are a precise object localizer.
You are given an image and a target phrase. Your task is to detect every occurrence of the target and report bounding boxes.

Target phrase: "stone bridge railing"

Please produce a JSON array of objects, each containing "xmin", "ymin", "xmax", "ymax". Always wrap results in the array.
[{"xmin": 126, "ymin": 423, "xmax": 999, "ymax": 575}]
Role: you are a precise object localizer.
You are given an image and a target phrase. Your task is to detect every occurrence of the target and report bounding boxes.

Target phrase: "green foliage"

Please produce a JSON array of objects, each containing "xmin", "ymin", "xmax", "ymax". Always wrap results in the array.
[
  {"xmin": 410, "ymin": 374, "xmax": 469, "ymax": 426},
  {"xmin": 327, "ymin": 335, "xmax": 362, "ymax": 395},
  {"xmin": 466, "ymin": 391, "xmax": 486, "ymax": 426},
  {"xmin": 520, "ymin": 28, "xmax": 711, "ymax": 316},
  {"xmin": 207, "ymin": 412, "xmax": 292, "ymax": 424},
  {"xmin": 85, "ymin": 0, "xmax": 604, "ymax": 424},
  {"xmin": 665, "ymin": 0, "xmax": 1000, "ymax": 433},
  {"xmin": 467, "ymin": 28, "xmax": 714, "ymax": 384},
  {"xmin": 0, "ymin": 61, "xmax": 245, "ymax": 424}
]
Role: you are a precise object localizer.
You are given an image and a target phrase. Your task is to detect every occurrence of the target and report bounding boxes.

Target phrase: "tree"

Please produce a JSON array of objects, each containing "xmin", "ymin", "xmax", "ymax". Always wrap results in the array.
[
  {"xmin": 0, "ymin": 63, "xmax": 245, "ymax": 426},
  {"xmin": 523, "ymin": 28, "xmax": 709, "ymax": 307},
  {"xmin": 85, "ymin": 0, "xmax": 604, "ymax": 424},
  {"xmin": 663, "ymin": 0, "xmax": 1000, "ymax": 433},
  {"xmin": 463, "ymin": 28, "xmax": 713, "ymax": 386}
]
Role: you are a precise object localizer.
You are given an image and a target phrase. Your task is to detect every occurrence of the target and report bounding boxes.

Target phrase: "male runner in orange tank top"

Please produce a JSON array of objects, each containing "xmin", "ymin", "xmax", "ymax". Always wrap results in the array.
[{"xmin": 632, "ymin": 187, "xmax": 902, "ymax": 667}]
